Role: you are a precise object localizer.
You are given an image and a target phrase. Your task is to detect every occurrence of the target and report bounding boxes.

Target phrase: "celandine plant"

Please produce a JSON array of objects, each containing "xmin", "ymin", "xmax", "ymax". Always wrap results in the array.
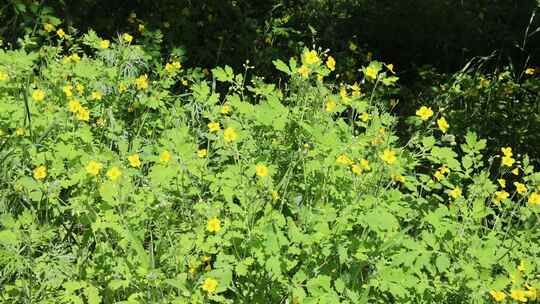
[{"xmin": 0, "ymin": 26, "xmax": 539, "ymax": 304}]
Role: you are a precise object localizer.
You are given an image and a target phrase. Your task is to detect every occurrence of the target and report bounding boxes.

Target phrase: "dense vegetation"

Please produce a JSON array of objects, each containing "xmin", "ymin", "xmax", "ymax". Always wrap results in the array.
[{"xmin": 1, "ymin": 1, "xmax": 540, "ymax": 303}]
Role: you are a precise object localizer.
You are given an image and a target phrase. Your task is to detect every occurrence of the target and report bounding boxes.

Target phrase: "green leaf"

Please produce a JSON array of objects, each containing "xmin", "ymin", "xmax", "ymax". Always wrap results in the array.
[{"xmin": 272, "ymin": 59, "xmax": 290, "ymax": 75}]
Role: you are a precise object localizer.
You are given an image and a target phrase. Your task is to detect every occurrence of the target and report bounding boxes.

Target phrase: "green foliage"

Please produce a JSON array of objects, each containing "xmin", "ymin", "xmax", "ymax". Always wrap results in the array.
[{"xmin": 0, "ymin": 26, "xmax": 540, "ymax": 304}]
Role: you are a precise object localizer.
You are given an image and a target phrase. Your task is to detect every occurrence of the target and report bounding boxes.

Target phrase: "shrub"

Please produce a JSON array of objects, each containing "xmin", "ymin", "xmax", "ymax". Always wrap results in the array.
[{"xmin": 0, "ymin": 29, "xmax": 539, "ymax": 304}]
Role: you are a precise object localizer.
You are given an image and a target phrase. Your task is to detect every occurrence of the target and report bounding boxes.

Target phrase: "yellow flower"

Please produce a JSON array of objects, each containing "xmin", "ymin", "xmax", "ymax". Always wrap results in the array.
[
  {"xmin": 351, "ymin": 164, "xmax": 362, "ymax": 175},
  {"xmin": 501, "ymin": 147, "xmax": 513, "ymax": 157},
  {"xmin": 90, "ymin": 91, "xmax": 103, "ymax": 100},
  {"xmin": 106, "ymin": 166, "xmax": 122, "ymax": 181},
  {"xmin": 86, "ymin": 161, "xmax": 103, "ymax": 176},
  {"xmin": 201, "ymin": 277, "xmax": 218, "ymax": 293},
  {"xmin": 351, "ymin": 82, "xmax": 362, "ymax": 97},
  {"xmin": 386, "ymin": 63, "xmax": 395, "ymax": 74},
  {"xmin": 512, "ymin": 168, "xmax": 520, "ymax": 175},
  {"xmin": 15, "ymin": 128, "xmax": 25, "ymax": 136},
  {"xmin": 76, "ymin": 83, "xmax": 85, "ymax": 94},
  {"xmin": 165, "ymin": 63, "xmax": 174, "ymax": 73},
  {"xmin": 138, "ymin": 24, "xmax": 145, "ymax": 33},
  {"xmin": 181, "ymin": 79, "xmax": 188, "ymax": 86},
  {"xmin": 223, "ymin": 127, "xmax": 238, "ymax": 143},
  {"xmin": 326, "ymin": 56, "xmax": 336, "ymax": 71},
  {"xmin": 336, "ymin": 154, "xmax": 353, "ymax": 165},
  {"xmin": 364, "ymin": 66, "xmax": 378, "ymax": 80},
  {"xmin": 76, "ymin": 107, "xmax": 90, "ymax": 121},
  {"xmin": 255, "ymin": 163, "xmax": 269, "ymax": 177},
  {"xmin": 494, "ymin": 190, "xmax": 509, "ymax": 205},
  {"xmin": 128, "ymin": 154, "xmax": 141, "ymax": 168},
  {"xmin": 511, "ymin": 289, "xmax": 528, "ymax": 302},
  {"xmin": 99, "ymin": 39, "xmax": 110, "ymax": 49},
  {"xmin": 498, "ymin": 179, "xmax": 506, "ymax": 188},
  {"xmin": 122, "ymin": 33, "xmax": 133, "ymax": 43},
  {"xmin": 135, "ymin": 74, "xmax": 148, "ymax": 90},
  {"xmin": 518, "ymin": 260, "xmax": 526, "ymax": 272},
  {"xmin": 449, "ymin": 187, "xmax": 462, "ymax": 199},
  {"xmin": 360, "ymin": 159, "xmax": 370, "ymax": 170},
  {"xmin": 56, "ymin": 28, "xmax": 66, "ymax": 38},
  {"xmin": 208, "ymin": 122, "xmax": 220, "ymax": 132},
  {"xmin": 43, "ymin": 23, "xmax": 55, "ymax": 32},
  {"xmin": 501, "ymin": 156, "xmax": 515, "ymax": 167},
  {"xmin": 514, "ymin": 182, "xmax": 527, "ymax": 194},
  {"xmin": 416, "ymin": 106, "xmax": 434, "ymax": 121},
  {"xmin": 303, "ymin": 50, "xmax": 320, "ymax": 65},
  {"xmin": 68, "ymin": 54, "xmax": 81, "ymax": 62},
  {"xmin": 393, "ymin": 174, "xmax": 406, "ymax": 183},
  {"xmin": 118, "ymin": 83, "xmax": 127, "ymax": 93},
  {"xmin": 525, "ymin": 285, "xmax": 537, "ymax": 300},
  {"xmin": 68, "ymin": 99, "xmax": 82, "ymax": 113},
  {"xmin": 220, "ymin": 104, "xmax": 231, "ymax": 114},
  {"xmin": 525, "ymin": 67, "xmax": 536, "ymax": 75},
  {"xmin": 297, "ymin": 65, "xmax": 310, "ymax": 78},
  {"xmin": 325, "ymin": 99, "xmax": 337, "ymax": 112},
  {"xmin": 0, "ymin": 70, "xmax": 8, "ymax": 81},
  {"xmin": 489, "ymin": 290, "xmax": 506, "ymax": 302},
  {"xmin": 33, "ymin": 165, "xmax": 47, "ymax": 180},
  {"xmin": 207, "ymin": 217, "xmax": 221, "ymax": 233},
  {"xmin": 160, "ymin": 150, "xmax": 171, "ymax": 163},
  {"xmin": 172, "ymin": 61, "xmax": 182, "ymax": 69},
  {"xmin": 359, "ymin": 112, "xmax": 369, "ymax": 122},
  {"xmin": 271, "ymin": 190, "xmax": 280, "ymax": 201},
  {"xmin": 528, "ymin": 192, "xmax": 540, "ymax": 206},
  {"xmin": 340, "ymin": 87, "xmax": 350, "ymax": 104},
  {"xmin": 437, "ymin": 117, "xmax": 449, "ymax": 133},
  {"xmin": 62, "ymin": 85, "xmax": 73, "ymax": 97},
  {"xmin": 197, "ymin": 149, "xmax": 208, "ymax": 158},
  {"xmin": 32, "ymin": 89, "xmax": 45, "ymax": 102},
  {"xmin": 380, "ymin": 149, "xmax": 397, "ymax": 165}
]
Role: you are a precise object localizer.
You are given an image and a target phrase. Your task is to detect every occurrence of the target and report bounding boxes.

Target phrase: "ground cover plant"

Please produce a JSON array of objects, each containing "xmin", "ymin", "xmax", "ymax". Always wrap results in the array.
[{"xmin": 0, "ymin": 14, "xmax": 540, "ymax": 304}]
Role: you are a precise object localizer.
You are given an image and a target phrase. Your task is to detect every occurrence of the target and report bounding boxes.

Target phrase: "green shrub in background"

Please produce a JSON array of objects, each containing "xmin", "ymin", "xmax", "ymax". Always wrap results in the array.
[{"xmin": 1, "ymin": 26, "xmax": 540, "ymax": 304}]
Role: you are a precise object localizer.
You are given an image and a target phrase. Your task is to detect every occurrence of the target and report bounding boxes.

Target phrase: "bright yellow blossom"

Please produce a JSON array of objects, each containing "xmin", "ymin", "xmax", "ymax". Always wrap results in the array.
[
  {"xmin": 501, "ymin": 156, "xmax": 515, "ymax": 167},
  {"xmin": 359, "ymin": 112, "xmax": 370, "ymax": 122},
  {"xmin": 336, "ymin": 154, "xmax": 353, "ymax": 165},
  {"xmin": 56, "ymin": 28, "xmax": 66, "ymax": 38},
  {"xmin": 63, "ymin": 85, "xmax": 73, "ymax": 97},
  {"xmin": 86, "ymin": 161, "xmax": 103, "ymax": 176},
  {"xmin": 201, "ymin": 277, "xmax": 218, "ymax": 293},
  {"xmin": 501, "ymin": 147, "xmax": 513, "ymax": 157},
  {"xmin": 528, "ymin": 192, "xmax": 540, "ymax": 206},
  {"xmin": 207, "ymin": 217, "xmax": 221, "ymax": 233},
  {"xmin": 511, "ymin": 289, "xmax": 527, "ymax": 302},
  {"xmin": 160, "ymin": 150, "xmax": 171, "ymax": 163},
  {"xmin": 380, "ymin": 149, "xmax": 397, "ymax": 165},
  {"xmin": 525, "ymin": 285, "xmax": 537, "ymax": 300},
  {"xmin": 489, "ymin": 290, "xmax": 506, "ymax": 302},
  {"xmin": 326, "ymin": 56, "xmax": 336, "ymax": 71},
  {"xmin": 43, "ymin": 23, "xmax": 55, "ymax": 32},
  {"xmin": 220, "ymin": 104, "xmax": 231, "ymax": 114},
  {"xmin": 437, "ymin": 117, "xmax": 449, "ymax": 133},
  {"xmin": 197, "ymin": 149, "xmax": 207, "ymax": 158},
  {"xmin": 325, "ymin": 99, "xmax": 337, "ymax": 112},
  {"xmin": 68, "ymin": 99, "xmax": 82, "ymax": 113},
  {"xmin": 106, "ymin": 166, "xmax": 122, "ymax": 181},
  {"xmin": 99, "ymin": 39, "xmax": 110, "ymax": 49},
  {"xmin": 416, "ymin": 106, "xmax": 434, "ymax": 121},
  {"xmin": 514, "ymin": 182, "xmax": 527, "ymax": 194},
  {"xmin": 255, "ymin": 164, "xmax": 269, "ymax": 177},
  {"xmin": 0, "ymin": 70, "xmax": 8, "ymax": 81},
  {"xmin": 351, "ymin": 164, "xmax": 362, "ymax": 175},
  {"xmin": 128, "ymin": 154, "xmax": 141, "ymax": 168},
  {"xmin": 32, "ymin": 89, "xmax": 45, "ymax": 102},
  {"xmin": 512, "ymin": 168, "xmax": 520, "ymax": 175},
  {"xmin": 297, "ymin": 65, "xmax": 310, "ymax": 78},
  {"xmin": 360, "ymin": 159, "xmax": 370, "ymax": 170},
  {"xmin": 76, "ymin": 107, "xmax": 90, "ymax": 121},
  {"xmin": 364, "ymin": 66, "xmax": 378, "ymax": 80},
  {"xmin": 223, "ymin": 127, "xmax": 238, "ymax": 143},
  {"xmin": 135, "ymin": 74, "xmax": 148, "ymax": 90},
  {"xmin": 386, "ymin": 63, "xmax": 395, "ymax": 74},
  {"xmin": 449, "ymin": 187, "xmax": 462, "ymax": 199},
  {"xmin": 498, "ymin": 179, "xmax": 506, "ymax": 188},
  {"xmin": 90, "ymin": 91, "xmax": 103, "ymax": 100},
  {"xmin": 122, "ymin": 33, "xmax": 133, "ymax": 43},
  {"xmin": 494, "ymin": 190, "xmax": 509, "ymax": 205},
  {"xmin": 303, "ymin": 50, "xmax": 320, "ymax": 65},
  {"xmin": 208, "ymin": 122, "xmax": 220, "ymax": 132},
  {"xmin": 33, "ymin": 165, "xmax": 47, "ymax": 180},
  {"xmin": 525, "ymin": 67, "xmax": 536, "ymax": 75}
]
